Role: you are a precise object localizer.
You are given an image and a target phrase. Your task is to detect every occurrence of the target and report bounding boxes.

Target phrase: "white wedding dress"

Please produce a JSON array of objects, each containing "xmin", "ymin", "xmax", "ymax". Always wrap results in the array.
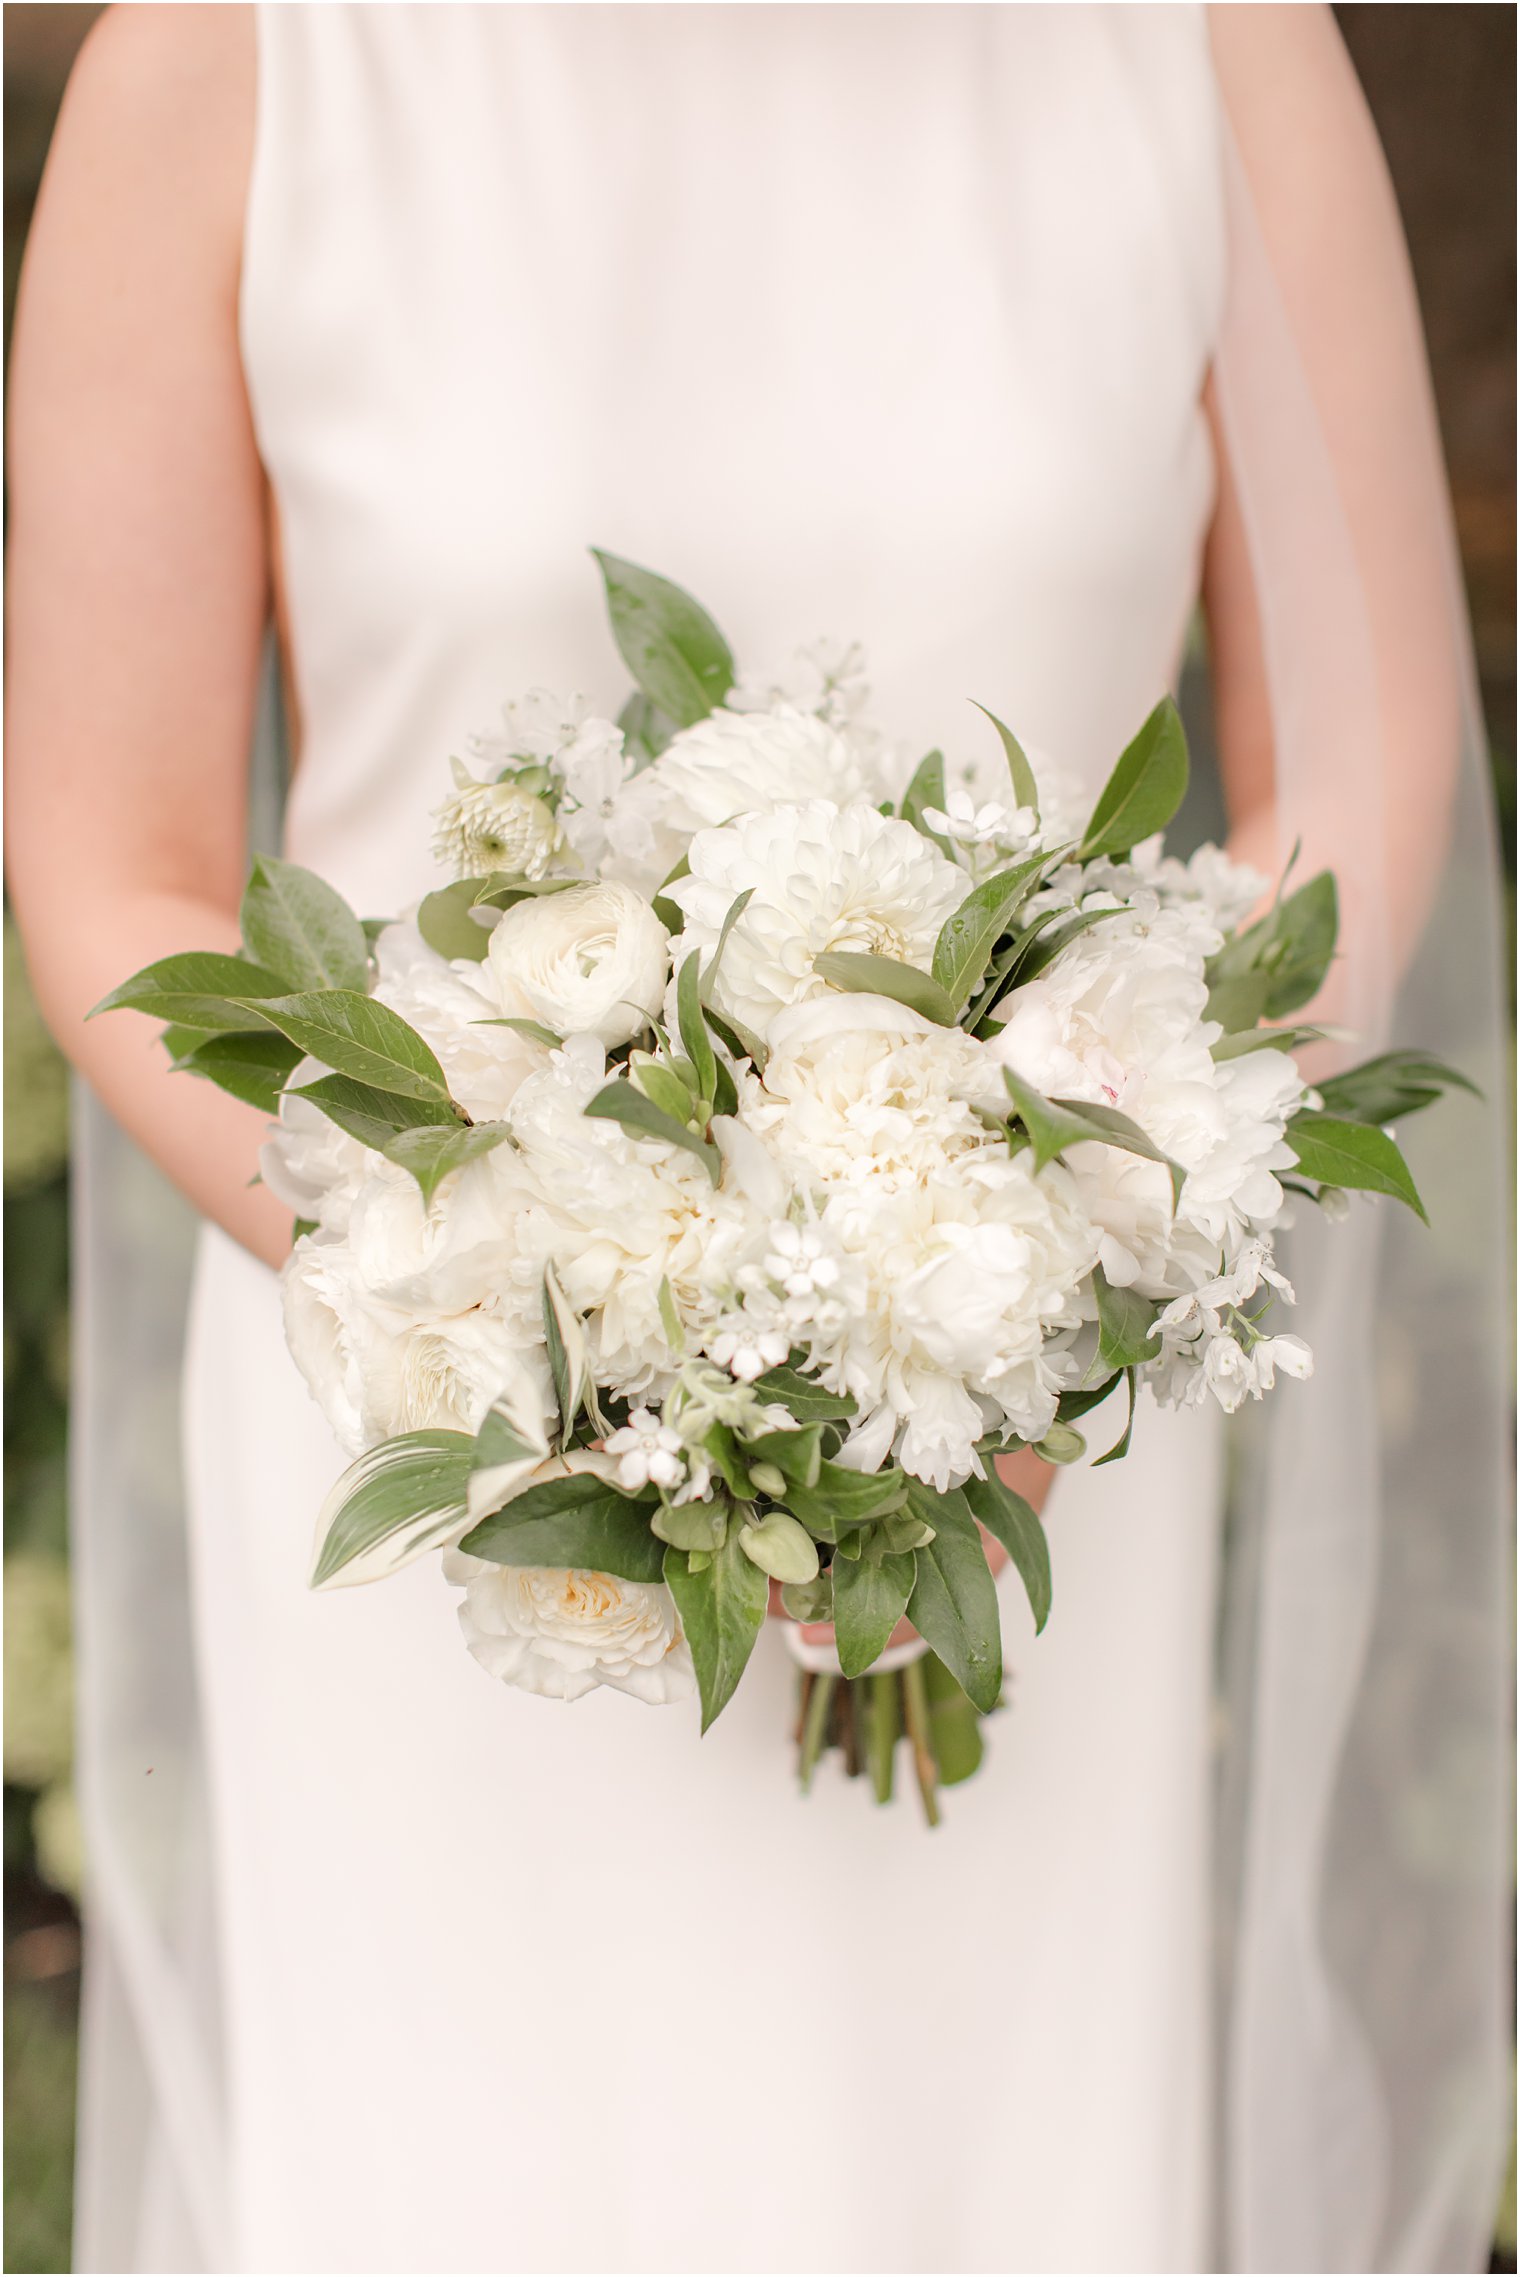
[{"xmin": 186, "ymin": 8, "xmax": 1235, "ymax": 2270}]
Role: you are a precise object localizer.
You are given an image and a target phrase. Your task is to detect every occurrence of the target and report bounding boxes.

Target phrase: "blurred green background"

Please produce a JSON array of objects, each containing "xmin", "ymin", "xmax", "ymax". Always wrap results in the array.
[{"xmin": 4, "ymin": 6, "xmax": 1514, "ymax": 2272}]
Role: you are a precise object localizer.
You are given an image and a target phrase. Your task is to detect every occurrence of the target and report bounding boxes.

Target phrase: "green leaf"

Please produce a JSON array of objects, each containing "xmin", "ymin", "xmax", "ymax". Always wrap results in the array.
[
  {"xmin": 1210, "ymin": 1024, "xmax": 1326, "ymax": 1063},
  {"xmin": 1313, "ymin": 1049, "xmax": 1480, "ymax": 1126},
  {"xmin": 831, "ymin": 1546, "xmax": 915, "ymax": 1678},
  {"xmin": 969, "ymin": 701, "xmax": 1040, "ymax": 815},
  {"xmin": 675, "ymin": 952, "xmax": 717, "ymax": 1107},
  {"xmin": 1094, "ymin": 1267, "xmax": 1162, "ymax": 1370},
  {"xmin": 541, "ymin": 1264, "xmax": 590, "ymax": 1441},
  {"xmin": 930, "ymin": 851, "xmax": 1050, "ymax": 1010},
  {"xmin": 702, "ymin": 887, "xmax": 755, "ymax": 1001},
  {"xmin": 963, "ymin": 1470, "xmax": 1051, "ymax": 1635},
  {"xmin": 90, "ymin": 950, "xmax": 289, "ymax": 1033},
  {"xmin": 811, "ymin": 951, "xmax": 957, "ymax": 1027},
  {"xmin": 292, "ymin": 1074, "xmax": 457, "ymax": 1150},
  {"xmin": 382, "ymin": 1121, "xmax": 512, "ymax": 1205},
  {"xmin": 617, "ymin": 690, "xmax": 675, "ymax": 767},
  {"xmin": 904, "ymin": 1486, "xmax": 1003, "ymax": 1714},
  {"xmin": 899, "ymin": 749, "xmax": 954, "ymax": 856},
  {"xmin": 922, "ymin": 1653, "xmax": 985, "ymax": 1786},
  {"xmin": 630, "ymin": 1053, "xmax": 700, "ymax": 1125},
  {"xmin": 311, "ymin": 1430, "xmax": 473, "ymax": 1589},
  {"xmin": 1078, "ymin": 696, "xmax": 1188, "ymax": 860},
  {"xmin": 664, "ymin": 1533, "xmax": 768, "ymax": 1732},
  {"xmin": 239, "ymin": 854, "xmax": 370, "ymax": 993},
  {"xmin": 252, "ymin": 991, "xmax": 455, "ymax": 1103},
  {"xmin": 582, "ymin": 1080, "xmax": 721, "ymax": 1184},
  {"xmin": 417, "ymin": 878, "xmax": 496, "ymax": 962},
  {"xmin": 474, "ymin": 1015, "xmax": 564, "ymax": 1048},
  {"xmin": 752, "ymin": 1365, "xmax": 857, "ymax": 1423},
  {"xmin": 1260, "ymin": 874, "xmax": 1338, "ymax": 1017},
  {"xmin": 592, "ymin": 549, "xmax": 735, "ymax": 729},
  {"xmin": 1207, "ymin": 873, "xmax": 1338, "ymax": 1021},
  {"xmin": 173, "ymin": 1030, "xmax": 302, "ymax": 1113},
  {"xmin": 1285, "ymin": 1112, "xmax": 1428, "ymax": 1221},
  {"xmin": 747, "ymin": 1422, "xmax": 823, "ymax": 1489},
  {"xmin": 459, "ymin": 1471, "xmax": 665, "ymax": 1583},
  {"xmin": 1092, "ymin": 1368, "xmax": 1137, "ymax": 1467},
  {"xmin": 1001, "ymin": 1069, "xmax": 1185, "ymax": 1207},
  {"xmin": 1053, "ymin": 1375, "xmax": 1123, "ymax": 1424},
  {"xmin": 781, "ymin": 1460, "xmax": 907, "ymax": 1541}
]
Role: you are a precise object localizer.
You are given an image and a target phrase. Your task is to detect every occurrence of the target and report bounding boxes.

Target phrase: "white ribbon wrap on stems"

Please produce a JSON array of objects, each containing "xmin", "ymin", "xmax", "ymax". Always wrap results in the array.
[{"xmin": 782, "ymin": 1624, "xmax": 929, "ymax": 1679}]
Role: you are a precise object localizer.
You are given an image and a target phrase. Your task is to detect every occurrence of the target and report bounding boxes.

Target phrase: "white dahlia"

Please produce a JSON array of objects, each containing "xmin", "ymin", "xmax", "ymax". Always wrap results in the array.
[{"xmin": 667, "ymin": 801, "xmax": 965, "ymax": 1045}]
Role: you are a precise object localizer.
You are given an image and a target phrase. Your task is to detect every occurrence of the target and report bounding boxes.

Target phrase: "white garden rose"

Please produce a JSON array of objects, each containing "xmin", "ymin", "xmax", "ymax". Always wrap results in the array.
[
  {"xmin": 667, "ymin": 801, "xmax": 965, "ymax": 1044},
  {"xmin": 446, "ymin": 1554, "xmax": 694, "ymax": 1704},
  {"xmin": 281, "ymin": 1226, "xmax": 549, "ymax": 1456},
  {"xmin": 486, "ymin": 881, "xmax": 668, "ymax": 1049},
  {"xmin": 343, "ymin": 1152, "xmax": 523, "ymax": 1317},
  {"xmin": 604, "ymin": 707, "xmax": 872, "ymax": 888}
]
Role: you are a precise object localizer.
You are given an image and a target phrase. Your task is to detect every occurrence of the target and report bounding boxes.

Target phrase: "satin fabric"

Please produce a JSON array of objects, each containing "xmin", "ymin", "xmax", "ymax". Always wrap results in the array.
[{"xmin": 187, "ymin": 9, "xmax": 1228, "ymax": 2269}]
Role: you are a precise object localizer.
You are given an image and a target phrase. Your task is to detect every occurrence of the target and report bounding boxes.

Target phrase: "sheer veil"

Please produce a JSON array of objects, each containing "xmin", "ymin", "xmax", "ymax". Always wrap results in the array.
[
  {"xmin": 1205, "ymin": 21, "xmax": 1511, "ymax": 2272},
  {"xmin": 66, "ymin": 13, "xmax": 1509, "ymax": 2272}
]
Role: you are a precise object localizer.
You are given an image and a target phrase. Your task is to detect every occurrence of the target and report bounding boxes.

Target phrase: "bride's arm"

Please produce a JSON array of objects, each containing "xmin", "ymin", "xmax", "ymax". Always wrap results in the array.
[
  {"xmin": 6, "ymin": 5, "xmax": 292, "ymax": 1271},
  {"xmin": 1202, "ymin": 4, "xmax": 1464, "ymax": 943}
]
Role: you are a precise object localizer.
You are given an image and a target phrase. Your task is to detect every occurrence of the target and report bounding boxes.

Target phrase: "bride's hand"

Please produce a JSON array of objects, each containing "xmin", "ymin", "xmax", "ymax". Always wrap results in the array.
[{"xmin": 768, "ymin": 1445, "xmax": 1058, "ymax": 1645}]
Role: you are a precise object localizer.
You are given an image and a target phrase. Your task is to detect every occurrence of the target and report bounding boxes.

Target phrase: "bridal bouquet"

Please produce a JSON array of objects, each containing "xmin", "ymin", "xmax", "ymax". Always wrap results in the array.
[{"xmin": 99, "ymin": 554, "xmax": 1465, "ymax": 1822}]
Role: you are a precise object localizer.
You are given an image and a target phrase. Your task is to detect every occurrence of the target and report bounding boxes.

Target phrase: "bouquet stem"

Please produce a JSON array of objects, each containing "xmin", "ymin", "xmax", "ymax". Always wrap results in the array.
[{"xmin": 793, "ymin": 1650, "xmax": 995, "ymax": 1825}]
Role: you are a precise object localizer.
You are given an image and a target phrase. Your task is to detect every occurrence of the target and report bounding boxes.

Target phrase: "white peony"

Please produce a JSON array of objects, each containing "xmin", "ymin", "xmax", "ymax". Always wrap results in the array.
[
  {"xmin": 744, "ymin": 994, "xmax": 1003, "ymax": 1196},
  {"xmin": 374, "ymin": 920, "xmax": 549, "ymax": 1122},
  {"xmin": 501, "ymin": 1038, "xmax": 763, "ymax": 1398},
  {"xmin": 259, "ymin": 1066, "xmax": 376, "ymax": 1235},
  {"xmin": 447, "ymin": 1555, "xmax": 694, "ymax": 1703},
  {"xmin": 486, "ymin": 882, "xmax": 668, "ymax": 1049},
  {"xmin": 668, "ymin": 802, "xmax": 965, "ymax": 1044},
  {"xmin": 604, "ymin": 708, "xmax": 873, "ymax": 888},
  {"xmin": 342, "ymin": 1152, "xmax": 523, "ymax": 1317}
]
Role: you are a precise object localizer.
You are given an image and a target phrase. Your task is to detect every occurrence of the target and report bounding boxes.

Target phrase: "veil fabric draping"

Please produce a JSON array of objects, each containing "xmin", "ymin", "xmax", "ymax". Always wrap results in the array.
[{"xmin": 67, "ymin": 15, "xmax": 1509, "ymax": 2273}]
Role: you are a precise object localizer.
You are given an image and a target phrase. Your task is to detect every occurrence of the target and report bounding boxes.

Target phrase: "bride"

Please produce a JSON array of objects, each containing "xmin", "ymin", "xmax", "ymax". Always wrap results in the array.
[{"xmin": 6, "ymin": 7, "xmax": 1507, "ymax": 2273}]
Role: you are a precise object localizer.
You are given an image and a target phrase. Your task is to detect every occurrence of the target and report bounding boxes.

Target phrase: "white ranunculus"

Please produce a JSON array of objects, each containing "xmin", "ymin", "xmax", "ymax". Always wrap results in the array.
[
  {"xmin": 486, "ymin": 881, "xmax": 668, "ymax": 1049},
  {"xmin": 447, "ymin": 1555, "xmax": 694, "ymax": 1704},
  {"xmin": 604, "ymin": 708, "xmax": 873, "ymax": 889},
  {"xmin": 374, "ymin": 920, "xmax": 550, "ymax": 1122},
  {"xmin": 667, "ymin": 801, "xmax": 965, "ymax": 1044}
]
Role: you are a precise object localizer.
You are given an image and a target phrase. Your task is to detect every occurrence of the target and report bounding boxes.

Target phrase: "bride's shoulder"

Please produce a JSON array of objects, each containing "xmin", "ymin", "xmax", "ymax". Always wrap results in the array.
[{"xmin": 45, "ymin": 3, "xmax": 254, "ymax": 253}]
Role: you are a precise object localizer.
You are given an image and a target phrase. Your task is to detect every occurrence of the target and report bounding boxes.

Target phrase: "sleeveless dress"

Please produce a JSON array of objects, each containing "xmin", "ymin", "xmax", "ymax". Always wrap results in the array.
[{"xmin": 182, "ymin": 9, "xmax": 1228, "ymax": 2269}]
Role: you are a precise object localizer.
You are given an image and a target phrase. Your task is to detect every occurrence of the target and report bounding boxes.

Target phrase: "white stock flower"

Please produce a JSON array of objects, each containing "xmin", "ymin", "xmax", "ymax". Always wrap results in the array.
[
  {"xmin": 726, "ymin": 640, "xmax": 894, "ymax": 791},
  {"xmin": 604, "ymin": 1408, "xmax": 687, "ymax": 1491},
  {"xmin": 448, "ymin": 1558, "xmax": 694, "ymax": 1704},
  {"xmin": 486, "ymin": 882, "xmax": 668, "ymax": 1049},
  {"xmin": 668, "ymin": 802, "xmax": 964, "ymax": 1044},
  {"xmin": 605, "ymin": 708, "xmax": 873, "ymax": 888}
]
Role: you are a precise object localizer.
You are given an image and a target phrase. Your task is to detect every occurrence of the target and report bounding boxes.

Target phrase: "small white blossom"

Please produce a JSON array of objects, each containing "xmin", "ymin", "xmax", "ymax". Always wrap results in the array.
[
  {"xmin": 604, "ymin": 1408, "xmax": 688, "ymax": 1492},
  {"xmin": 921, "ymin": 788, "xmax": 1039, "ymax": 859},
  {"xmin": 707, "ymin": 1320, "xmax": 792, "ymax": 1384}
]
